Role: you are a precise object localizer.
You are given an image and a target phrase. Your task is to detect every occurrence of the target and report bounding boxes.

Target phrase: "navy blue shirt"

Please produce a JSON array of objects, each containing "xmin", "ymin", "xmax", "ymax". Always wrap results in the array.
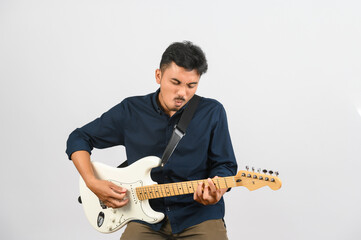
[{"xmin": 66, "ymin": 90, "xmax": 238, "ymax": 233}]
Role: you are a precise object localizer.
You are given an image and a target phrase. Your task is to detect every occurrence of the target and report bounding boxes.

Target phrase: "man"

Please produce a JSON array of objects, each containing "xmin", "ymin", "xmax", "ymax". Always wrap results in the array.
[{"xmin": 66, "ymin": 41, "xmax": 238, "ymax": 240}]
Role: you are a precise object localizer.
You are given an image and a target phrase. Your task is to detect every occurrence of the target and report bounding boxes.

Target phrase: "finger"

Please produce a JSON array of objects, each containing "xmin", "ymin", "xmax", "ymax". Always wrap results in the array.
[
  {"xmin": 114, "ymin": 186, "xmax": 127, "ymax": 194},
  {"xmin": 202, "ymin": 184, "xmax": 211, "ymax": 204},
  {"xmin": 109, "ymin": 182, "xmax": 127, "ymax": 194},
  {"xmin": 193, "ymin": 185, "xmax": 198, "ymax": 201},
  {"xmin": 197, "ymin": 182, "xmax": 204, "ymax": 198},
  {"xmin": 111, "ymin": 188, "xmax": 127, "ymax": 199},
  {"xmin": 115, "ymin": 197, "xmax": 129, "ymax": 208},
  {"xmin": 194, "ymin": 182, "xmax": 204, "ymax": 202},
  {"xmin": 107, "ymin": 183, "xmax": 127, "ymax": 198},
  {"xmin": 107, "ymin": 196, "xmax": 130, "ymax": 208},
  {"xmin": 207, "ymin": 178, "xmax": 217, "ymax": 193},
  {"xmin": 109, "ymin": 190, "xmax": 127, "ymax": 204}
]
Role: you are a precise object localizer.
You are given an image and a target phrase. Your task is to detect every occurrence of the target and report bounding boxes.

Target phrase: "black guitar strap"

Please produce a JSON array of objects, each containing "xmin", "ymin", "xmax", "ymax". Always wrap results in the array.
[{"xmin": 160, "ymin": 95, "xmax": 201, "ymax": 167}]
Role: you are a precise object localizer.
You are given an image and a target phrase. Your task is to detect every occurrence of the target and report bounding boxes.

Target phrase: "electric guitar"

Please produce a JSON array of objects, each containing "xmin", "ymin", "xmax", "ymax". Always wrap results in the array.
[{"xmin": 79, "ymin": 156, "xmax": 282, "ymax": 233}]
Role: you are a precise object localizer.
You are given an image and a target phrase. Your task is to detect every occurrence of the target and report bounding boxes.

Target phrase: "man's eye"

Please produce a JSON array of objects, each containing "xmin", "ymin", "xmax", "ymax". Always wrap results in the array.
[{"xmin": 188, "ymin": 84, "xmax": 197, "ymax": 88}]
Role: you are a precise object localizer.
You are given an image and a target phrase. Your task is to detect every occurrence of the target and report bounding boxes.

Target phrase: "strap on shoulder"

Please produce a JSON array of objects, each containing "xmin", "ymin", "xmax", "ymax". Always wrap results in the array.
[{"xmin": 160, "ymin": 95, "xmax": 201, "ymax": 167}]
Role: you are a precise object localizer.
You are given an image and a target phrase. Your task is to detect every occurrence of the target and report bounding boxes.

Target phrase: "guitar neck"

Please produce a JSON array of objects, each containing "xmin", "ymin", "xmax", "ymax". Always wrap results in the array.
[
  {"xmin": 136, "ymin": 170, "xmax": 282, "ymax": 200},
  {"xmin": 136, "ymin": 176, "xmax": 236, "ymax": 200}
]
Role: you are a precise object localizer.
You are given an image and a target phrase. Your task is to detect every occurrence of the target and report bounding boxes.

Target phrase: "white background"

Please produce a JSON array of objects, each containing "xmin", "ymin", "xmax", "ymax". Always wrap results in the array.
[{"xmin": 1, "ymin": 0, "xmax": 360, "ymax": 239}]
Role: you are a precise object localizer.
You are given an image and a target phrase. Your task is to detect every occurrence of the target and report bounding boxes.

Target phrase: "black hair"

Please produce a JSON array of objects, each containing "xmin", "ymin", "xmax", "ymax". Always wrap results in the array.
[{"xmin": 159, "ymin": 41, "xmax": 208, "ymax": 76}]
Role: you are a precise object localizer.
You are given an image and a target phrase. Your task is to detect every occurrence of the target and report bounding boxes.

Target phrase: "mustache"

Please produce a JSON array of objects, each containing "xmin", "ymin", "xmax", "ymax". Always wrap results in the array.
[{"xmin": 174, "ymin": 97, "xmax": 185, "ymax": 101}]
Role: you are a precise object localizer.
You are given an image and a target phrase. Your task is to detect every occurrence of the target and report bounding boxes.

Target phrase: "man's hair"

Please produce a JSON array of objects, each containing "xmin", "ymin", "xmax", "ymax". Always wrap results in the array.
[{"xmin": 160, "ymin": 41, "xmax": 208, "ymax": 76}]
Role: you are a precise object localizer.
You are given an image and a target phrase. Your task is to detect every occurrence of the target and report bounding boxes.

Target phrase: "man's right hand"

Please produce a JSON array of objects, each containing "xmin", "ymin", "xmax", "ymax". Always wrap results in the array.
[
  {"xmin": 71, "ymin": 150, "xmax": 129, "ymax": 209},
  {"xmin": 86, "ymin": 178, "xmax": 129, "ymax": 209}
]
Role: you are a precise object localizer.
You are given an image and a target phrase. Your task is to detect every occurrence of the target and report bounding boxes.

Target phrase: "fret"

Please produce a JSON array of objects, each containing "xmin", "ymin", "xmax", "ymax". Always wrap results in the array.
[
  {"xmin": 170, "ymin": 183, "xmax": 177, "ymax": 196},
  {"xmin": 224, "ymin": 178, "xmax": 229, "ymax": 188},
  {"xmin": 159, "ymin": 184, "xmax": 165, "ymax": 198},
  {"xmin": 142, "ymin": 186, "xmax": 147, "ymax": 199},
  {"xmin": 148, "ymin": 186, "xmax": 153, "ymax": 197},
  {"xmin": 191, "ymin": 181, "xmax": 199, "ymax": 193},
  {"xmin": 173, "ymin": 183, "xmax": 180, "ymax": 195},
  {"xmin": 148, "ymin": 186, "xmax": 155, "ymax": 199},
  {"xmin": 152, "ymin": 185, "xmax": 158, "ymax": 198},
  {"xmin": 228, "ymin": 177, "xmax": 234, "ymax": 188},
  {"xmin": 162, "ymin": 185, "xmax": 167, "ymax": 197},
  {"xmin": 186, "ymin": 181, "xmax": 194, "ymax": 193},
  {"xmin": 231, "ymin": 176, "xmax": 237, "ymax": 187},
  {"xmin": 177, "ymin": 183, "xmax": 184, "ymax": 195},
  {"xmin": 223, "ymin": 177, "xmax": 228, "ymax": 189},
  {"xmin": 222, "ymin": 177, "xmax": 229, "ymax": 188},
  {"xmin": 139, "ymin": 187, "xmax": 145, "ymax": 200},
  {"xmin": 169, "ymin": 184, "xmax": 176, "ymax": 196},
  {"xmin": 154, "ymin": 185, "xmax": 161, "ymax": 198},
  {"xmin": 195, "ymin": 179, "xmax": 205, "ymax": 191},
  {"xmin": 158, "ymin": 185, "xmax": 164, "ymax": 198},
  {"xmin": 142, "ymin": 188, "xmax": 147, "ymax": 200},
  {"xmin": 164, "ymin": 184, "xmax": 171, "ymax": 196},
  {"xmin": 136, "ymin": 188, "xmax": 142, "ymax": 200},
  {"xmin": 182, "ymin": 182, "xmax": 190, "ymax": 194},
  {"xmin": 215, "ymin": 178, "xmax": 221, "ymax": 189}
]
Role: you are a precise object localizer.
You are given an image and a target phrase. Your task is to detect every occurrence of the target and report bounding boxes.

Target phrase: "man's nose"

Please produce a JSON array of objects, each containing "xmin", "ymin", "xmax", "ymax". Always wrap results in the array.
[{"xmin": 177, "ymin": 85, "xmax": 186, "ymax": 96}]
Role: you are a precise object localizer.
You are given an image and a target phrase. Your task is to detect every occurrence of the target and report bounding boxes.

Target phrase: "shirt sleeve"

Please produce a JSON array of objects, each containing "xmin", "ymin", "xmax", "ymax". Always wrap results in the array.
[
  {"xmin": 208, "ymin": 104, "xmax": 238, "ymax": 178},
  {"xmin": 65, "ymin": 101, "xmax": 127, "ymax": 160}
]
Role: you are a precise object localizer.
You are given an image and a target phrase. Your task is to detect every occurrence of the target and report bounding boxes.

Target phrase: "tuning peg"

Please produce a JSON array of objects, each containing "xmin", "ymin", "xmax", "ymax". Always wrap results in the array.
[
  {"xmin": 269, "ymin": 170, "xmax": 273, "ymax": 175},
  {"xmin": 245, "ymin": 166, "xmax": 249, "ymax": 171},
  {"xmin": 275, "ymin": 171, "xmax": 279, "ymax": 176},
  {"xmin": 262, "ymin": 169, "xmax": 267, "ymax": 174},
  {"xmin": 252, "ymin": 167, "xmax": 255, "ymax": 172},
  {"xmin": 257, "ymin": 168, "xmax": 261, "ymax": 173}
]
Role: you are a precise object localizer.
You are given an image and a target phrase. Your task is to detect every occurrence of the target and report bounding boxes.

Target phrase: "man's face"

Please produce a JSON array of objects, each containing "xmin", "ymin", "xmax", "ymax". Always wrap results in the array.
[{"xmin": 155, "ymin": 62, "xmax": 200, "ymax": 117}]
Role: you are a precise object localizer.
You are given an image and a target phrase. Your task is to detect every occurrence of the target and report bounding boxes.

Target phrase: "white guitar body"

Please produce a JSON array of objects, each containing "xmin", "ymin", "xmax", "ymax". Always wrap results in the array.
[
  {"xmin": 79, "ymin": 156, "xmax": 165, "ymax": 233},
  {"xmin": 79, "ymin": 156, "xmax": 283, "ymax": 234}
]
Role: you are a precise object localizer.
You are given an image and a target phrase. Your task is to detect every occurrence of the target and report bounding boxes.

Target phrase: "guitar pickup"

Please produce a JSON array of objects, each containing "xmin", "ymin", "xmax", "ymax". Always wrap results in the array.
[{"xmin": 99, "ymin": 200, "xmax": 107, "ymax": 209}]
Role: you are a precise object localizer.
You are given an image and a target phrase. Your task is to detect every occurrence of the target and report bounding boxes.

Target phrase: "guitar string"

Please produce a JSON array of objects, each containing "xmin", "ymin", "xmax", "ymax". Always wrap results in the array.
[{"xmin": 137, "ymin": 176, "xmax": 237, "ymax": 200}]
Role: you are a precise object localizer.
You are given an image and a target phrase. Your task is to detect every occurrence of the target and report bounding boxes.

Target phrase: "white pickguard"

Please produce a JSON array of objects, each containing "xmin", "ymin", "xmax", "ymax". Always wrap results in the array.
[{"xmin": 79, "ymin": 156, "xmax": 165, "ymax": 233}]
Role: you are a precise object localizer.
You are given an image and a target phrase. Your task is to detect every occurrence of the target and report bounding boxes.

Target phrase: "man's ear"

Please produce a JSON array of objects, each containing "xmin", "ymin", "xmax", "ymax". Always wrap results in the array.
[{"xmin": 155, "ymin": 69, "xmax": 162, "ymax": 84}]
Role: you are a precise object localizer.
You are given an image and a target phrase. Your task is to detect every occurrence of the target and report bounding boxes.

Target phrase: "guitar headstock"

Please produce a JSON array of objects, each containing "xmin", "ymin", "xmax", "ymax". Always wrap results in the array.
[{"xmin": 234, "ymin": 168, "xmax": 282, "ymax": 191}]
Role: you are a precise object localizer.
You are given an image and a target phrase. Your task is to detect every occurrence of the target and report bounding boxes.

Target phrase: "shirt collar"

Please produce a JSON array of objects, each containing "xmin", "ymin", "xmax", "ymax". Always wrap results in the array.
[{"xmin": 151, "ymin": 88, "xmax": 162, "ymax": 114}]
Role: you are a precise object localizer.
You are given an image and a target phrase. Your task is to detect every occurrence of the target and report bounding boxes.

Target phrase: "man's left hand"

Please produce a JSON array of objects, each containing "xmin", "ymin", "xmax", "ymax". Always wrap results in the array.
[{"xmin": 193, "ymin": 176, "xmax": 228, "ymax": 205}]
